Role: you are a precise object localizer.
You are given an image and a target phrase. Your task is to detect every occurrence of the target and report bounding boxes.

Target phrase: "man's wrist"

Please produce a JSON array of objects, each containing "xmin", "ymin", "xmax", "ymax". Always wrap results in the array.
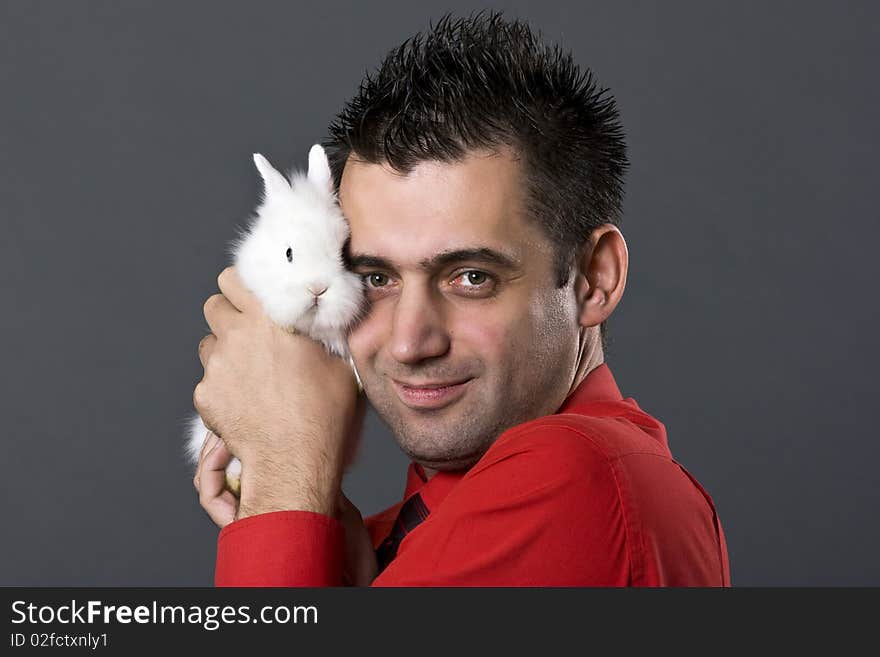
[{"xmin": 236, "ymin": 459, "xmax": 339, "ymax": 519}]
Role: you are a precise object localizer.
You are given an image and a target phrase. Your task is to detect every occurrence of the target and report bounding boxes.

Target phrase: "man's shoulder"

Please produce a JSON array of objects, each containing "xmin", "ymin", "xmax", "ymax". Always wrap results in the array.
[
  {"xmin": 484, "ymin": 407, "xmax": 671, "ymax": 468},
  {"xmin": 452, "ymin": 410, "xmax": 670, "ymax": 507},
  {"xmin": 473, "ymin": 407, "xmax": 724, "ymax": 557}
]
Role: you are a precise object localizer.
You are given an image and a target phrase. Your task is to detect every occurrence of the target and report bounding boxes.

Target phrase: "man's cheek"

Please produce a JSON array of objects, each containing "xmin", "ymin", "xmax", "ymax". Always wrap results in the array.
[
  {"xmin": 454, "ymin": 317, "xmax": 508, "ymax": 366},
  {"xmin": 346, "ymin": 315, "xmax": 382, "ymax": 373}
]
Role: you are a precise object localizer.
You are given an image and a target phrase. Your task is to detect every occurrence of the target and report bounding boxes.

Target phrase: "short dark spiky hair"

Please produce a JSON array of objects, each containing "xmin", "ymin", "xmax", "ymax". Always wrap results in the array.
[{"xmin": 324, "ymin": 10, "xmax": 628, "ymax": 352}]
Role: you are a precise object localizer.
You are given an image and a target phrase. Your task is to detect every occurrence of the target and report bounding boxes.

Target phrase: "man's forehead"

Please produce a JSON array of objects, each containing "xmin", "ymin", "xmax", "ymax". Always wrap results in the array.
[
  {"xmin": 343, "ymin": 207, "xmax": 530, "ymax": 273},
  {"xmin": 339, "ymin": 149, "xmax": 541, "ymax": 267}
]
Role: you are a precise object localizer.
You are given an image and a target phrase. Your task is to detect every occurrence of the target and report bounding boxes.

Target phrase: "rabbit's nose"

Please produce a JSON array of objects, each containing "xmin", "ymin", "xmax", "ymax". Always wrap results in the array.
[{"xmin": 308, "ymin": 284, "xmax": 328, "ymax": 297}]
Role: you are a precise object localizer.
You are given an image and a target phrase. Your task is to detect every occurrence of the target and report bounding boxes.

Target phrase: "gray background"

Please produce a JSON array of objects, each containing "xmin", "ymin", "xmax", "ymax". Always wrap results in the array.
[{"xmin": 1, "ymin": 1, "xmax": 877, "ymax": 586}]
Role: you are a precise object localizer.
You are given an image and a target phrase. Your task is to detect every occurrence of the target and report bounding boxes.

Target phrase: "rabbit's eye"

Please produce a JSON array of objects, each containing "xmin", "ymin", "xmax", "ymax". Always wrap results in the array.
[{"xmin": 286, "ymin": 247, "xmax": 293, "ymax": 262}]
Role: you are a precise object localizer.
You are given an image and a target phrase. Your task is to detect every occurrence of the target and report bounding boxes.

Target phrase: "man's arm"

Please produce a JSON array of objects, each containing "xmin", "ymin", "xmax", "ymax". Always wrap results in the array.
[
  {"xmin": 214, "ymin": 427, "xmax": 630, "ymax": 586},
  {"xmin": 212, "ymin": 492, "xmax": 377, "ymax": 587},
  {"xmin": 215, "ymin": 510, "xmax": 346, "ymax": 586},
  {"xmin": 212, "ymin": 424, "xmax": 729, "ymax": 586},
  {"xmin": 194, "ymin": 266, "xmax": 370, "ymax": 586}
]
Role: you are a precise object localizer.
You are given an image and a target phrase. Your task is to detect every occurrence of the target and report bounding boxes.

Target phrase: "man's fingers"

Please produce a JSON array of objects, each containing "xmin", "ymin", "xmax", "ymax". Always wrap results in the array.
[
  {"xmin": 193, "ymin": 430, "xmax": 219, "ymax": 490},
  {"xmin": 203, "ymin": 292, "xmax": 240, "ymax": 336},
  {"xmin": 195, "ymin": 435, "xmax": 238, "ymax": 528},
  {"xmin": 203, "ymin": 435, "xmax": 233, "ymax": 469},
  {"xmin": 196, "ymin": 431, "xmax": 232, "ymax": 495},
  {"xmin": 198, "ymin": 334, "xmax": 216, "ymax": 368},
  {"xmin": 218, "ymin": 266, "xmax": 260, "ymax": 314}
]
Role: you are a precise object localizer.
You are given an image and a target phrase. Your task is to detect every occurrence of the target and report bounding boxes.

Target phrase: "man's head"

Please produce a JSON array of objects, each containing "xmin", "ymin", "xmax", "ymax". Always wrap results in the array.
[{"xmin": 325, "ymin": 11, "xmax": 629, "ymax": 471}]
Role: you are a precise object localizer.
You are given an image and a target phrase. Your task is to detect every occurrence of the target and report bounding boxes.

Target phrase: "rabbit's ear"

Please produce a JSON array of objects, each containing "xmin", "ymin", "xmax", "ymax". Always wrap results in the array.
[
  {"xmin": 307, "ymin": 144, "xmax": 333, "ymax": 194},
  {"xmin": 253, "ymin": 153, "xmax": 290, "ymax": 196}
]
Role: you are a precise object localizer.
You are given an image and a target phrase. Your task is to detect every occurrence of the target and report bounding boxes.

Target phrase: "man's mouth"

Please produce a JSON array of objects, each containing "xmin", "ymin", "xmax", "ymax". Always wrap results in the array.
[
  {"xmin": 390, "ymin": 378, "xmax": 473, "ymax": 410},
  {"xmin": 393, "ymin": 378, "xmax": 470, "ymax": 389}
]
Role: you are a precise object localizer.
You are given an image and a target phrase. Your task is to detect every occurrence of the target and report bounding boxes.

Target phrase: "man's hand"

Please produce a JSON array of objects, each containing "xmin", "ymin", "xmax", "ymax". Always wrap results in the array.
[
  {"xmin": 193, "ymin": 266, "xmax": 362, "ymax": 520},
  {"xmin": 337, "ymin": 492, "xmax": 379, "ymax": 586},
  {"xmin": 192, "ymin": 430, "xmax": 238, "ymax": 528}
]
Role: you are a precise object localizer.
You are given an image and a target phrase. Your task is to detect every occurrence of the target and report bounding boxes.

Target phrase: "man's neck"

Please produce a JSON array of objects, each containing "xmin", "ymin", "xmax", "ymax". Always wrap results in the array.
[{"xmin": 567, "ymin": 325, "xmax": 604, "ymax": 399}]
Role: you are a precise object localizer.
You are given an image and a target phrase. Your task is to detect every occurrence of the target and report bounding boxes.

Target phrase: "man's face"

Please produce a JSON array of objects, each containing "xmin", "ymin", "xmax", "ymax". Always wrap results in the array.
[{"xmin": 340, "ymin": 148, "xmax": 582, "ymax": 472}]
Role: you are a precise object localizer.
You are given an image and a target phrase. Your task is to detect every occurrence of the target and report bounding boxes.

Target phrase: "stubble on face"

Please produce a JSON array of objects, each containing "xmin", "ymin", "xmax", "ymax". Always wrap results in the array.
[{"xmin": 341, "ymin": 148, "xmax": 581, "ymax": 472}]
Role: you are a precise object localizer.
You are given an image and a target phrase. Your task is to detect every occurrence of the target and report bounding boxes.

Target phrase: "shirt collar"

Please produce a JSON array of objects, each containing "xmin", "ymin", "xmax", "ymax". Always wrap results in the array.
[
  {"xmin": 556, "ymin": 362, "xmax": 623, "ymax": 412},
  {"xmin": 400, "ymin": 362, "xmax": 664, "ymax": 506}
]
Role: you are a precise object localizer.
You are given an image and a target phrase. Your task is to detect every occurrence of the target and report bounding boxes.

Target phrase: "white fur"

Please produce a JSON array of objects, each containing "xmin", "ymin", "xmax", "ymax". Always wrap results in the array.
[{"xmin": 185, "ymin": 144, "xmax": 365, "ymax": 488}]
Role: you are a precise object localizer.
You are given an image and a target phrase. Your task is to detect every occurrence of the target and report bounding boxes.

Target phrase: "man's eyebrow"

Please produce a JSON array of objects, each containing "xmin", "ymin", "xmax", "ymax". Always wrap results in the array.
[{"xmin": 347, "ymin": 247, "xmax": 522, "ymax": 273}]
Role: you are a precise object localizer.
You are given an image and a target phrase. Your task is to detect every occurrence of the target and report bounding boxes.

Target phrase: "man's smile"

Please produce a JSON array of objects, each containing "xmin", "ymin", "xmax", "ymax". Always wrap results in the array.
[{"xmin": 390, "ymin": 377, "xmax": 473, "ymax": 410}]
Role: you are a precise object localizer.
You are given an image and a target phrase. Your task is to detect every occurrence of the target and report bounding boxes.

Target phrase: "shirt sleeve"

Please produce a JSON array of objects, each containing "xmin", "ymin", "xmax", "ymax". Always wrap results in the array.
[
  {"xmin": 371, "ymin": 425, "xmax": 631, "ymax": 586},
  {"xmin": 213, "ymin": 423, "xmax": 727, "ymax": 586},
  {"xmin": 214, "ymin": 510, "xmax": 345, "ymax": 587}
]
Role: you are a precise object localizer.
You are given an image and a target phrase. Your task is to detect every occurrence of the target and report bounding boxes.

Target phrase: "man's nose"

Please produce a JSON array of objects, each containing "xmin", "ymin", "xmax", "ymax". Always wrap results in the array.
[{"xmin": 388, "ymin": 286, "xmax": 450, "ymax": 365}]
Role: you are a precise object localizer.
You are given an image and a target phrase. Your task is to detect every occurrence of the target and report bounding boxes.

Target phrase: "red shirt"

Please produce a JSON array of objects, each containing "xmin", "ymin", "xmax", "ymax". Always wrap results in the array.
[{"xmin": 214, "ymin": 363, "xmax": 731, "ymax": 586}]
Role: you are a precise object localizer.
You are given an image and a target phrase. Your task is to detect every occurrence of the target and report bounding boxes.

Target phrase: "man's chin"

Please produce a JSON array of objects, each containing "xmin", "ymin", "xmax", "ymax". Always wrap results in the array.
[
  {"xmin": 401, "ymin": 443, "xmax": 487, "ymax": 472},
  {"xmin": 368, "ymin": 382, "xmax": 497, "ymax": 464},
  {"xmin": 391, "ymin": 414, "xmax": 493, "ymax": 469}
]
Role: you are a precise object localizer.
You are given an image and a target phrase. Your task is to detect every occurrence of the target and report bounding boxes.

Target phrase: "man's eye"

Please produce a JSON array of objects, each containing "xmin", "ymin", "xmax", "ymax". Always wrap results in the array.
[
  {"xmin": 364, "ymin": 272, "xmax": 389, "ymax": 288},
  {"xmin": 455, "ymin": 270, "xmax": 491, "ymax": 287}
]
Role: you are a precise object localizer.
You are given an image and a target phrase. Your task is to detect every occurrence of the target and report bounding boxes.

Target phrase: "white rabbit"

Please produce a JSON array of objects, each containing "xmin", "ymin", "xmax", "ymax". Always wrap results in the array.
[{"xmin": 184, "ymin": 144, "xmax": 365, "ymax": 497}]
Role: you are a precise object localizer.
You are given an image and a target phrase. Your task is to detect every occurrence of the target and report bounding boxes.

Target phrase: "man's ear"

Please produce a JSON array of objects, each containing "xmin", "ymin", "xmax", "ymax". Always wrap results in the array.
[{"xmin": 573, "ymin": 224, "xmax": 628, "ymax": 328}]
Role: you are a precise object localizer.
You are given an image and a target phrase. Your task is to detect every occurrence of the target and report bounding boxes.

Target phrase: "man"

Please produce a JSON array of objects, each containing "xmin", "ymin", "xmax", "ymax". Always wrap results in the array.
[{"xmin": 192, "ymin": 11, "xmax": 731, "ymax": 586}]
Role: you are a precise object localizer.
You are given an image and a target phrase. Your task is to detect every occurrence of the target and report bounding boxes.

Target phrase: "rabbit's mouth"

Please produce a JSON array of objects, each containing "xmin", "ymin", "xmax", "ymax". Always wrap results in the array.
[{"xmin": 299, "ymin": 303, "xmax": 319, "ymax": 326}]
